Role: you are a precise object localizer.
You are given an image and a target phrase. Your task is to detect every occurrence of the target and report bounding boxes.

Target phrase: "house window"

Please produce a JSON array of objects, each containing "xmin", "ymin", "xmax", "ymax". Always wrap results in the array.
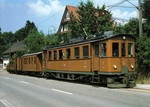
[
  {"xmin": 66, "ymin": 11, "xmax": 70, "ymax": 20},
  {"xmin": 66, "ymin": 48, "xmax": 71, "ymax": 59},
  {"xmin": 74, "ymin": 47, "xmax": 79, "ymax": 59},
  {"xmin": 83, "ymin": 46, "xmax": 89, "ymax": 58},
  {"xmin": 128, "ymin": 43, "xmax": 133, "ymax": 57},
  {"xmin": 54, "ymin": 50, "xmax": 57, "ymax": 60},
  {"xmin": 49, "ymin": 51, "xmax": 52, "ymax": 60},
  {"xmin": 121, "ymin": 43, "xmax": 126, "ymax": 57},
  {"xmin": 94, "ymin": 44, "xmax": 99, "ymax": 57},
  {"xmin": 112, "ymin": 43, "xmax": 119, "ymax": 57},
  {"xmin": 100, "ymin": 43, "xmax": 106, "ymax": 57},
  {"xmin": 59, "ymin": 50, "xmax": 63, "ymax": 60}
]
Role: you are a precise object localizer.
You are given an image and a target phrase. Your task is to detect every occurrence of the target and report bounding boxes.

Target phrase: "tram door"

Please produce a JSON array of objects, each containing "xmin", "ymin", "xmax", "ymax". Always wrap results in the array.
[{"xmin": 92, "ymin": 43, "xmax": 100, "ymax": 71}]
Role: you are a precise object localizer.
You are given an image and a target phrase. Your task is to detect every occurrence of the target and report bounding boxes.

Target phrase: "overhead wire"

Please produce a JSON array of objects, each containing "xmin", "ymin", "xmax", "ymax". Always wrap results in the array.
[{"xmin": 37, "ymin": 0, "xmax": 80, "ymax": 26}]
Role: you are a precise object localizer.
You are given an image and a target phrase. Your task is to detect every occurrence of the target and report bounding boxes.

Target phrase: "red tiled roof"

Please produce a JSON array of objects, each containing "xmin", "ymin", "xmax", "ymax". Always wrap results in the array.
[{"xmin": 66, "ymin": 5, "xmax": 79, "ymax": 18}]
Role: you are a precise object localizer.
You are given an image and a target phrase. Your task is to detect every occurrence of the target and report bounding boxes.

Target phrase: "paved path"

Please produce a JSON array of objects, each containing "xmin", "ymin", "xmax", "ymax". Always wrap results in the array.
[{"xmin": 0, "ymin": 70, "xmax": 150, "ymax": 107}]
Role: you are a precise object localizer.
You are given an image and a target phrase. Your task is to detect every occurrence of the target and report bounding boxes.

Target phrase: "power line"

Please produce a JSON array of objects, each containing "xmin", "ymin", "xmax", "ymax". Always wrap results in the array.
[{"xmin": 37, "ymin": 0, "xmax": 80, "ymax": 26}]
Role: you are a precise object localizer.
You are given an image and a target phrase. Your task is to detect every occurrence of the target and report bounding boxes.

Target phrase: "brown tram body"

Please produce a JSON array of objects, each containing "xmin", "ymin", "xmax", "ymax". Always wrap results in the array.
[{"xmin": 7, "ymin": 34, "xmax": 136, "ymax": 87}]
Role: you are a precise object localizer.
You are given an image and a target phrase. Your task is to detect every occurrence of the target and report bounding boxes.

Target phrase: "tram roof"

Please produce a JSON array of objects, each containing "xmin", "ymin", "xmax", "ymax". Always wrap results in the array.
[
  {"xmin": 44, "ymin": 33, "xmax": 135, "ymax": 51},
  {"xmin": 22, "ymin": 52, "xmax": 42, "ymax": 57}
]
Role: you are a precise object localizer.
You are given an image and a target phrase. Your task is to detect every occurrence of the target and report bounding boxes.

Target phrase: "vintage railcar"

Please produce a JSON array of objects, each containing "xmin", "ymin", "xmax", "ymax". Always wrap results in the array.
[
  {"xmin": 21, "ymin": 52, "xmax": 42, "ymax": 75},
  {"xmin": 7, "ymin": 52, "xmax": 42, "ymax": 75},
  {"xmin": 42, "ymin": 33, "xmax": 136, "ymax": 87},
  {"xmin": 7, "ymin": 33, "xmax": 136, "ymax": 87}
]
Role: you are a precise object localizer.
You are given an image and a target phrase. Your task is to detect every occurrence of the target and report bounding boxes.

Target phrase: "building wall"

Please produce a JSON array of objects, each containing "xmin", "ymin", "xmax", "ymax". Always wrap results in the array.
[{"xmin": 3, "ymin": 58, "xmax": 10, "ymax": 69}]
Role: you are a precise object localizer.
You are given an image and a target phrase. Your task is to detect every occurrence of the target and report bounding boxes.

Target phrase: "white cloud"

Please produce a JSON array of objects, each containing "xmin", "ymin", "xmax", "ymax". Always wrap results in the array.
[
  {"xmin": 27, "ymin": 0, "xmax": 65, "ymax": 16},
  {"xmin": 112, "ymin": 9, "xmax": 137, "ymax": 20},
  {"xmin": 92, "ymin": 0, "xmax": 138, "ymax": 7}
]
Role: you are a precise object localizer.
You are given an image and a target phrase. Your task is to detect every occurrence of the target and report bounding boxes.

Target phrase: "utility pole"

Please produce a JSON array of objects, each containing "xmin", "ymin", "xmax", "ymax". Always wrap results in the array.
[{"xmin": 138, "ymin": 0, "xmax": 143, "ymax": 37}]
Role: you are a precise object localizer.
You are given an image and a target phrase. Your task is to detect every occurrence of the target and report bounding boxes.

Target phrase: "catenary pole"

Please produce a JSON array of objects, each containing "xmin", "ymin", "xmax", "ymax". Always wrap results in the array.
[{"xmin": 138, "ymin": 0, "xmax": 143, "ymax": 37}]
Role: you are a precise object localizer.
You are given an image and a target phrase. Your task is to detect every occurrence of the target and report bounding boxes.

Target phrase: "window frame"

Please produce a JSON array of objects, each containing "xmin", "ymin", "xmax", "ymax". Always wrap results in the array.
[
  {"xmin": 83, "ymin": 45, "xmax": 89, "ymax": 58},
  {"xmin": 100, "ymin": 43, "xmax": 107, "ymax": 57},
  {"xmin": 66, "ymin": 48, "xmax": 71, "ymax": 59},
  {"xmin": 59, "ymin": 50, "xmax": 63, "ymax": 60},
  {"xmin": 74, "ymin": 47, "xmax": 80, "ymax": 59},
  {"xmin": 128, "ymin": 43, "xmax": 134, "ymax": 57},
  {"xmin": 112, "ymin": 42, "xmax": 119, "ymax": 57},
  {"xmin": 53, "ymin": 50, "xmax": 57, "ymax": 60}
]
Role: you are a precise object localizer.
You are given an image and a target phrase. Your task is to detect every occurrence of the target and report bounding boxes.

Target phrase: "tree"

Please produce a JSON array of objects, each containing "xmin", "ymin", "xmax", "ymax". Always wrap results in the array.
[
  {"xmin": 96, "ymin": 5, "xmax": 114, "ymax": 32},
  {"xmin": 143, "ymin": 0, "xmax": 150, "ymax": 23},
  {"xmin": 46, "ymin": 33, "xmax": 62, "ymax": 47},
  {"xmin": 123, "ymin": 18, "xmax": 139, "ymax": 37},
  {"xmin": 68, "ymin": 1, "xmax": 114, "ymax": 39},
  {"xmin": 14, "ymin": 20, "xmax": 37, "ymax": 41},
  {"xmin": 24, "ymin": 30, "xmax": 45, "ymax": 53},
  {"xmin": 136, "ymin": 34, "xmax": 150, "ymax": 77}
]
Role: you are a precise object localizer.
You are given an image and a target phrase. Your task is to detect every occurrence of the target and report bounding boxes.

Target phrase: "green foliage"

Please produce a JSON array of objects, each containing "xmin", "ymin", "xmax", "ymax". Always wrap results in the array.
[
  {"xmin": 8, "ymin": 54, "xmax": 17, "ymax": 65},
  {"xmin": 14, "ymin": 20, "xmax": 37, "ymax": 41},
  {"xmin": 143, "ymin": 0, "xmax": 150, "ymax": 23},
  {"xmin": 68, "ymin": 1, "xmax": 114, "ymax": 38},
  {"xmin": 123, "ymin": 18, "xmax": 139, "ymax": 37},
  {"xmin": 24, "ymin": 30, "xmax": 46, "ymax": 53},
  {"xmin": 76, "ymin": 0, "xmax": 98, "ymax": 35},
  {"xmin": 16, "ymin": 50, "xmax": 27, "ymax": 58},
  {"xmin": 136, "ymin": 34, "xmax": 150, "ymax": 77},
  {"xmin": 113, "ymin": 24, "xmax": 125, "ymax": 34},
  {"xmin": 45, "ymin": 33, "xmax": 62, "ymax": 47},
  {"xmin": 96, "ymin": 5, "xmax": 114, "ymax": 32}
]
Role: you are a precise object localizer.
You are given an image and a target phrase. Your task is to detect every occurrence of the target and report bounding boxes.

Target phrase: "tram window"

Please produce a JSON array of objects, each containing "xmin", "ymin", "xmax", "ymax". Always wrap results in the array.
[
  {"xmin": 74, "ymin": 47, "xmax": 79, "ymax": 59},
  {"xmin": 24, "ymin": 58, "xmax": 28, "ymax": 64},
  {"xmin": 54, "ymin": 51, "xmax": 57, "ymax": 60},
  {"xmin": 29, "ymin": 58, "xmax": 30, "ymax": 64},
  {"xmin": 59, "ymin": 50, "xmax": 63, "ymax": 60},
  {"xmin": 31, "ymin": 57, "xmax": 33, "ymax": 64},
  {"xmin": 121, "ymin": 43, "xmax": 126, "ymax": 57},
  {"xmin": 112, "ymin": 43, "xmax": 119, "ymax": 57},
  {"xmin": 83, "ymin": 46, "xmax": 89, "ymax": 58},
  {"xmin": 128, "ymin": 43, "xmax": 133, "ymax": 57},
  {"xmin": 101, "ymin": 43, "xmax": 106, "ymax": 57},
  {"xmin": 34, "ymin": 57, "xmax": 36, "ymax": 64},
  {"xmin": 66, "ymin": 48, "xmax": 71, "ymax": 59},
  {"xmin": 42, "ymin": 53, "xmax": 45, "ymax": 60},
  {"xmin": 48, "ymin": 51, "xmax": 52, "ymax": 60},
  {"xmin": 95, "ymin": 44, "xmax": 99, "ymax": 57}
]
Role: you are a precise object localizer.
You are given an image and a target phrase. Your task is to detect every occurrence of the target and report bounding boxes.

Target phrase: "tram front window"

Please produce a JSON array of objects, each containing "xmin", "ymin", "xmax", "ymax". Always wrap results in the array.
[
  {"xmin": 112, "ymin": 43, "xmax": 119, "ymax": 57},
  {"xmin": 121, "ymin": 43, "xmax": 126, "ymax": 57},
  {"xmin": 101, "ymin": 43, "xmax": 106, "ymax": 57},
  {"xmin": 94, "ymin": 44, "xmax": 99, "ymax": 57},
  {"xmin": 128, "ymin": 43, "xmax": 133, "ymax": 57}
]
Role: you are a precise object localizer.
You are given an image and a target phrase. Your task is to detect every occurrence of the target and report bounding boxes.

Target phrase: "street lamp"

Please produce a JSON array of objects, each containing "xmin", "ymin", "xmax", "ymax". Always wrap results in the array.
[{"xmin": 48, "ymin": 25, "xmax": 56, "ymax": 34}]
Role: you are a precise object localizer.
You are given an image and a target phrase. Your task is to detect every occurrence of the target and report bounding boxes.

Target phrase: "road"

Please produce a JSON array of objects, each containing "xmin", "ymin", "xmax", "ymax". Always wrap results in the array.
[{"xmin": 0, "ymin": 70, "xmax": 150, "ymax": 107}]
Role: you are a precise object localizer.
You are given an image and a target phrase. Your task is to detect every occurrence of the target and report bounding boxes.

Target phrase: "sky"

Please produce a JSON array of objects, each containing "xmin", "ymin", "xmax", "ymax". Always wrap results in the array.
[{"xmin": 0, "ymin": 0, "xmax": 138, "ymax": 34}]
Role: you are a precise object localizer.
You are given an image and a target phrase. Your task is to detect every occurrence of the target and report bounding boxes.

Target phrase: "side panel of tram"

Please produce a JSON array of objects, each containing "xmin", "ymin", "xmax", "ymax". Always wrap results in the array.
[{"xmin": 43, "ymin": 43, "xmax": 92, "ymax": 73}]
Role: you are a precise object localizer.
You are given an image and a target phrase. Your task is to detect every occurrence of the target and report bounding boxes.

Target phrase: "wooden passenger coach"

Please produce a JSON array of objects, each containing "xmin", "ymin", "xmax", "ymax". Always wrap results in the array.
[
  {"xmin": 7, "ymin": 33, "xmax": 136, "ymax": 88},
  {"xmin": 43, "ymin": 33, "xmax": 136, "ymax": 87},
  {"xmin": 22, "ymin": 52, "xmax": 42, "ymax": 74}
]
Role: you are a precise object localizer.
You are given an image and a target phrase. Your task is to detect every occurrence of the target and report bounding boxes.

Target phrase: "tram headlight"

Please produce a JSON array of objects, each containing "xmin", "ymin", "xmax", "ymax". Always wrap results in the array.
[
  {"xmin": 131, "ymin": 65, "xmax": 134, "ymax": 69},
  {"xmin": 113, "ymin": 65, "xmax": 117, "ymax": 69}
]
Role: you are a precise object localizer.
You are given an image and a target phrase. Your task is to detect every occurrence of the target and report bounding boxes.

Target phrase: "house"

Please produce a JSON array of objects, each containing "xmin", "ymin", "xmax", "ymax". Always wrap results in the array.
[
  {"xmin": 2, "ymin": 40, "xmax": 25, "ymax": 69},
  {"xmin": 57, "ymin": 5, "xmax": 130, "ymax": 34},
  {"xmin": 57, "ymin": 5, "xmax": 78, "ymax": 34}
]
